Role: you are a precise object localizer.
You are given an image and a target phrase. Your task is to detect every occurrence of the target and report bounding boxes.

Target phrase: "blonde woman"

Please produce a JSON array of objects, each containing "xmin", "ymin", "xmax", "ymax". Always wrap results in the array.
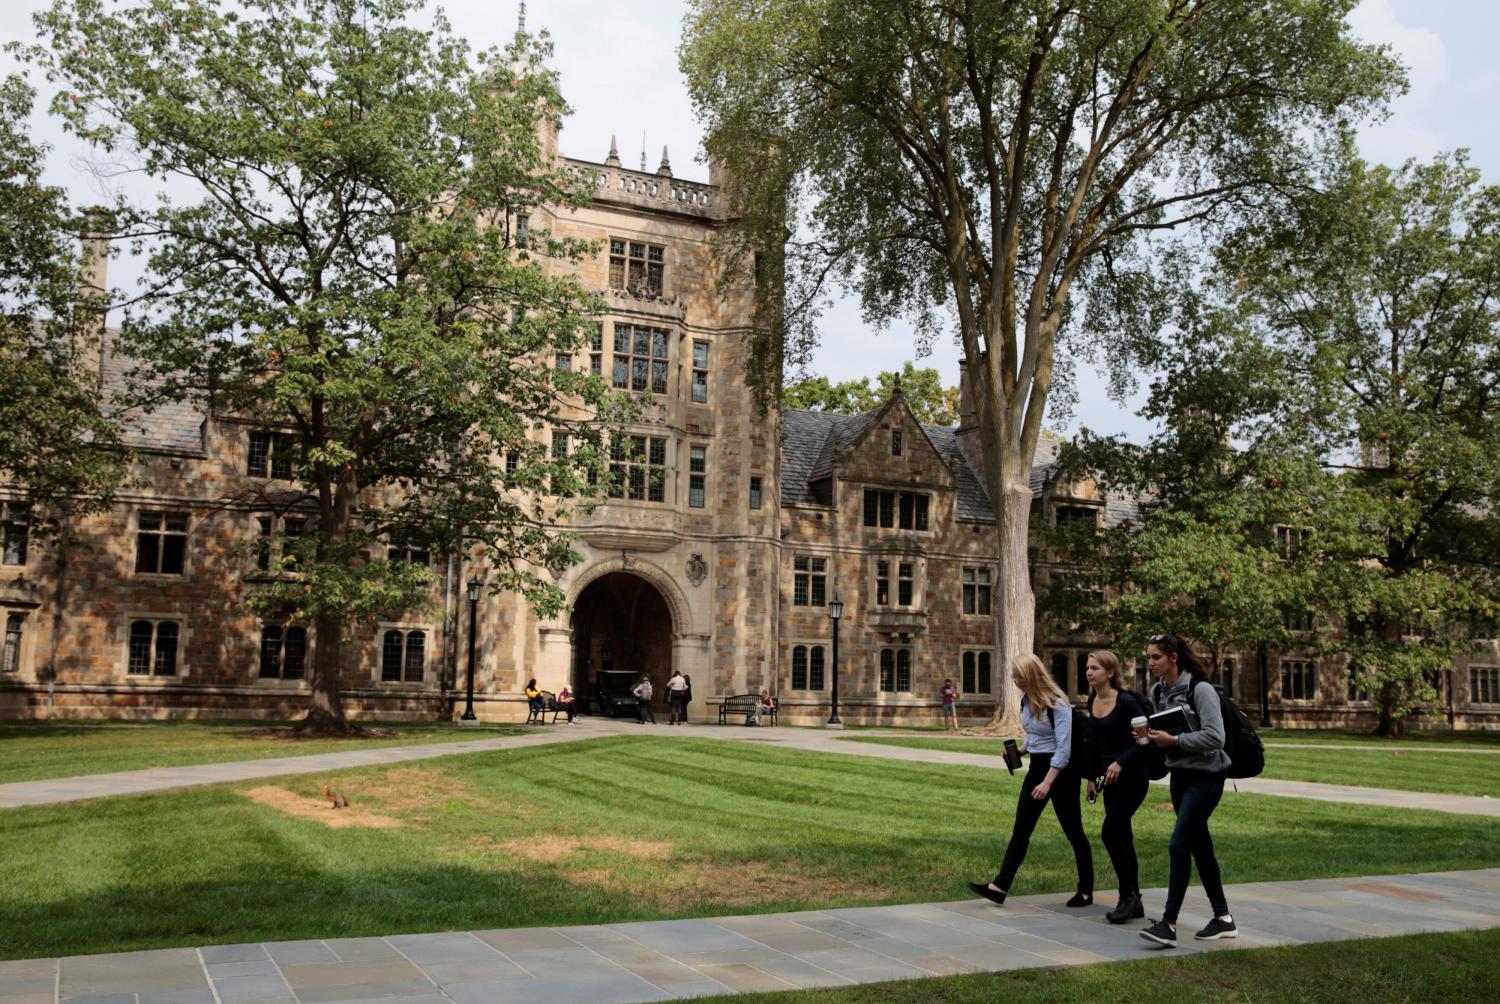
[{"xmin": 969, "ymin": 654, "xmax": 1094, "ymax": 908}]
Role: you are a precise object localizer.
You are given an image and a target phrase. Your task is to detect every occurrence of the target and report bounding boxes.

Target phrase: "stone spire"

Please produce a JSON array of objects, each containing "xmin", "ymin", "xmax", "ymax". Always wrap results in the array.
[
  {"xmin": 657, "ymin": 145, "xmax": 672, "ymax": 177},
  {"xmin": 640, "ymin": 132, "xmax": 647, "ymax": 172},
  {"xmin": 605, "ymin": 134, "xmax": 621, "ymax": 168},
  {"xmin": 517, "ymin": 1, "xmax": 526, "ymax": 35}
]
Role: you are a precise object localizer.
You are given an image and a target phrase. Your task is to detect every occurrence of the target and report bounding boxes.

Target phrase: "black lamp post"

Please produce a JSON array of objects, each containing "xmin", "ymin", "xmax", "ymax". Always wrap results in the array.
[
  {"xmin": 461, "ymin": 577, "xmax": 481, "ymax": 722},
  {"xmin": 827, "ymin": 597, "xmax": 844, "ymax": 727}
]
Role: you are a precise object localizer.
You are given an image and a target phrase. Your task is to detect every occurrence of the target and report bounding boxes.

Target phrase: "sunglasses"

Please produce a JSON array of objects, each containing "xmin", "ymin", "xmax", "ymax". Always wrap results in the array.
[{"xmin": 1148, "ymin": 634, "xmax": 1171, "ymax": 644}]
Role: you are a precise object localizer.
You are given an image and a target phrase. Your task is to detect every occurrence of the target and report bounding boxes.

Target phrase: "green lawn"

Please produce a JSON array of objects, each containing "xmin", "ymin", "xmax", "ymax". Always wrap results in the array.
[
  {"xmin": 838, "ymin": 735, "xmax": 1500, "ymax": 797},
  {"xmin": 0, "ymin": 719, "xmax": 528, "ymax": 785},
  {"xmin": 1258, "ymin": 727, "xmax": 1500, "ymax": 747},
  {"xmin": 699, "ymin": 929, "xmax": 1500, "ymax": 1003},
  {"xmin": 2, "ymin": 735, "xmax": 1498, "ymax": 959}
]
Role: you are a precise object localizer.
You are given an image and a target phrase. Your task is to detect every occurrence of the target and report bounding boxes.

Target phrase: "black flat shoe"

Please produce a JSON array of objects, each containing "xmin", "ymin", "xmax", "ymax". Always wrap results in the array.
[
  {"xmin": 968, "ymin": 882, "xmax": 1006, "ymax": 906},
  {"xmin": 1106, "ymin": 894, "xmax": 1144, "ymax": 923},
  {"xmin": 1065, "ymin": 891, "xmax": 1094, "ymax": 908}
]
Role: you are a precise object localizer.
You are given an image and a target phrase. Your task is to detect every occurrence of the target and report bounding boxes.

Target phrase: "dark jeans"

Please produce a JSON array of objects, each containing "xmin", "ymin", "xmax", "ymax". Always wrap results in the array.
[
  {"xmin": 992, "ymin": 753, "xmax": 1093, "ymax": 895},
  {"xmin": 553, "ymin": 701, "xmax": 575, "ymax": 722},
  {"xmin": 636, "ymin": 699, "xmax": 655, "ymax": 724},
  {"xmin": 1100, "ymin": 769, "xmax": 1149, "ymax": 897},
  {"xmin": 1163, "ymin": 768, "xmax": 1228, "ymax": 924}
]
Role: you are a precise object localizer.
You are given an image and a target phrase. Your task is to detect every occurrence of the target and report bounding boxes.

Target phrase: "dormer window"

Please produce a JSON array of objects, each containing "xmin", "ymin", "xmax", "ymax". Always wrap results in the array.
[{"xmin": 891, "ymin": 430, "xmax": 903, "ymax": 456}]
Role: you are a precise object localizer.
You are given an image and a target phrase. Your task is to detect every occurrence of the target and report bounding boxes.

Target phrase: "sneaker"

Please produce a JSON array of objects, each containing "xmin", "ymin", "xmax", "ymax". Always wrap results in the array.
[
  {"xmin": 1139, "ymin": 920, "xmax": 1176, "ymax": 948},
  {"xmin": 1194, "ymin": 916, "xmax": 1238, "ymax": 940}
]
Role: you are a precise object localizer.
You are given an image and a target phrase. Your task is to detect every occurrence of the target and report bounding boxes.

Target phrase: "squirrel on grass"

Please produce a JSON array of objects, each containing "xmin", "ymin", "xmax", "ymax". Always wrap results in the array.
[{"xmin": 324, "ymin": 784, "xmax": 350, "ymax": 809}]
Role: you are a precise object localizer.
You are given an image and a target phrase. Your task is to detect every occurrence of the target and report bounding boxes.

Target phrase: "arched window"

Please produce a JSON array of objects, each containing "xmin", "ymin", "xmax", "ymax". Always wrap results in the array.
[
  {"xmin": 809, "ymin": 645, "xmax": 826, "ymax": 690},
  {"xmin": 404, "ymin": 631, "xmax": 425, "ymax": 682},
  {"xmin": 791, "ymin": 645, "xmax": 808, "ymax": 690},
  {"xmin": 381, "ymin": 631, "xmax": 404, "ymax": 682}
]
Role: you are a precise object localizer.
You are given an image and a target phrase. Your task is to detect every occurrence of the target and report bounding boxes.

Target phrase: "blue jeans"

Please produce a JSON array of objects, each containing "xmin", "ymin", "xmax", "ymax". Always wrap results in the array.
[{"xmin": 1163, "ymin": 769, "xmax": 1228, "ymax": 924}]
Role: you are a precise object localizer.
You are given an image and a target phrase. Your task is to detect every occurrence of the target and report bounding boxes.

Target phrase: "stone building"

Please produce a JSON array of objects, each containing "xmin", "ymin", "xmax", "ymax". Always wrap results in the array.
[{"xmin": 2, "ymin": 130, "xmax": 1496, "ymax": 730}]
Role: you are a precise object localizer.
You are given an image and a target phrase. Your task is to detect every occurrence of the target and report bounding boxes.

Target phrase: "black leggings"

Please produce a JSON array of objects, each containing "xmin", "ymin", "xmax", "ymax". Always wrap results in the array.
[
  {"xmin": 1100, "ymin": 770, "xmax": 1149, "ymax": 896},
  {"xmin": 992, "ymin": 753, "xmax": 1094, "ymax": 895}
]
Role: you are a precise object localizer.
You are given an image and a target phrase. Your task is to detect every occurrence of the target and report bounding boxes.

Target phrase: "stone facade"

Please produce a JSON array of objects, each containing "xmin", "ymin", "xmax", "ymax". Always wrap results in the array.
[{"xmin": 2, "ymin": 133, "xmax": 1497, "ymax": 731}]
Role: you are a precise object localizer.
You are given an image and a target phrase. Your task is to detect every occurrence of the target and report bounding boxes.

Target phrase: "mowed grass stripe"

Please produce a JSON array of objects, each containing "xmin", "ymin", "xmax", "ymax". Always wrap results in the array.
[
  {"xmin": 838, "ymin": 735, "xmax": 1500, "ymax": 797},
  {"xmin": 1, "ymin": 735, "xmax": 1496, "ymax": 960}
]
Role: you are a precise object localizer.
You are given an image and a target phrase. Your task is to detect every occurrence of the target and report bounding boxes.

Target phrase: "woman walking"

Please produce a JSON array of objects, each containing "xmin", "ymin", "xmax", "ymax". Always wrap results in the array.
[
  {"xmin": 1085, "ymin": 650, "xmax": 1150, "ymax": 923},
  {"xmin": 969, "ymin": 653, "xmax": 1094, "ymax": 908},
  {"xmin": 1139, "ymin": 633, "xmax": 1236, "ymax": 948}
]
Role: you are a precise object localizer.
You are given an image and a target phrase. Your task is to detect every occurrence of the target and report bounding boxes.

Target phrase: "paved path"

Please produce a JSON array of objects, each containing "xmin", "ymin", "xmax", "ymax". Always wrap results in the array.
[
  {"xmin": 3, "ymin": 868, "xmax": 1497, "ymax": 1003},
  {"xmin": 3, "ymin": 719, "xmax": 1498, "ymax": 817}
]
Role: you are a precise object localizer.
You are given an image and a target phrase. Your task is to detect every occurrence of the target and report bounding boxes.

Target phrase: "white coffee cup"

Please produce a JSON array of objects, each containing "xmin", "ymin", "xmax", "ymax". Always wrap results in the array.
[{"xmin": 1131, "ymin": 716, "xmax": 1150, "ymax": 745}]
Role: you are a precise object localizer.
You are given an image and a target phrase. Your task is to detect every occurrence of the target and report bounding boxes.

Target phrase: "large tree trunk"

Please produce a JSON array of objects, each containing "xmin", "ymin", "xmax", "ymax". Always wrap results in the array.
[{"xmin": 302, "ymin": 610, "xmax": 352, "ymax": 733}]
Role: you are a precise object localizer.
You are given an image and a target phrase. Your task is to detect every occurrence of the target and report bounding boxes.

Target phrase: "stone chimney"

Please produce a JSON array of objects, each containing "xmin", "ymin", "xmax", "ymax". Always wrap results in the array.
[{"xmin": 76, "ymin": 207, "xmax": 110, "ymax": 387}]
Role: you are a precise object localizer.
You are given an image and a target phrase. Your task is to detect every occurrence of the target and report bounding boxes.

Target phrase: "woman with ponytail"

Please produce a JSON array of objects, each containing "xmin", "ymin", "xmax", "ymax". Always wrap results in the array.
[
  {"xmin": 1138, "ymin": 634, "xmax": 1236, "ymax": 948},
  {"xmin": 969, "ymin": 653, "xmax": 1094, "ymax": 909}
]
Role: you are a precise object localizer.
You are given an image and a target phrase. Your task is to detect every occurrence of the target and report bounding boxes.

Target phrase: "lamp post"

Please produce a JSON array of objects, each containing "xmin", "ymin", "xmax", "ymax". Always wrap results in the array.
[
  {"xmin": 461, "ymin": 577, "xmax": 481, "ymax": 722},
  {"xmin": 827, "ymin": 597, "xmax": 844, "ymax": 728}
]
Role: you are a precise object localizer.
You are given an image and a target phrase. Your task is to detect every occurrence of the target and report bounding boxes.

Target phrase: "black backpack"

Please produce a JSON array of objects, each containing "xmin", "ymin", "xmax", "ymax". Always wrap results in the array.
[
  {"xmin": 1025, "ymin": 697, "xmax": 1099, "ymax": 779},
  {"xmin": 1183, "ymin": 681, "xmax": 1266, "ymax": 780}
]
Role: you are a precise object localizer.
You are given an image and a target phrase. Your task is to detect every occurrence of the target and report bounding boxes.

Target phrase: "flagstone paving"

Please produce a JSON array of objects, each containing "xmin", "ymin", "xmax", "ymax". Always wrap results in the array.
[
  {"xmin": 3, "ymin": 718, "xmax": 1499, "ymax": 816},
  {"xmin": 2, "ymin": 869, "xmax": 1497, "ymax": 1003}
]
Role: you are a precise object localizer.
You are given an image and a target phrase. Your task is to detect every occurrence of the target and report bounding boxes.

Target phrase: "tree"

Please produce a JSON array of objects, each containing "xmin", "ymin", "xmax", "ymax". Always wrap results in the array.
[
  {"xmin": 1222, "ymin": 152, "xmax": 1500, "ymax": 736},
  {"xmin": 682, "ymin": 0, "xmax": 1400, "ymax": 727},
  {"xmin": 0, "ymin": 74, "xmax": 125, "ymax": 528},
  {"xmin": 1053, "ymin": 152, "xmax": 1500, "ymax": 738},
  {"xmin": 1046, "ymin": 309, "xmax": 1338, "ymax": 679},
  {"xmin": 28, "ymin": 0, "xmax": 628, "ymax": 731},
  {"xmin": 782, "ymin": 362, "xmax": 958, "ymax": 424}
]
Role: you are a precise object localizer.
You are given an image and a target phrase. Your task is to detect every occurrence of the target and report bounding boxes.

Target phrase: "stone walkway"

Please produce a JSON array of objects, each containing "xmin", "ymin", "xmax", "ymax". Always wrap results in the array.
[
  {"xmin": 3, "ymin": 868, "xmax": 1498, "ymax": 1003},
  {"xmin": 3, "ymin": 719, "xmax": 1498, "ymax": 816}
]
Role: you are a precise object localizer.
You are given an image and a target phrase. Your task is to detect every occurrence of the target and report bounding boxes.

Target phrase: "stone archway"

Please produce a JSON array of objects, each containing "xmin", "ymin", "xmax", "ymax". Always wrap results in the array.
[{"xmin": 570, "ymin": 572, "xmax": 675, "ymax": 717}]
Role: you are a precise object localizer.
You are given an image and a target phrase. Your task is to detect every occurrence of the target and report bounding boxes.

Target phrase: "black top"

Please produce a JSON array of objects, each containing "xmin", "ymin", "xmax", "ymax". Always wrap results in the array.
[{"xmin": 1088, "ymin": 690, "xmax": 1151, "ymax": 776}]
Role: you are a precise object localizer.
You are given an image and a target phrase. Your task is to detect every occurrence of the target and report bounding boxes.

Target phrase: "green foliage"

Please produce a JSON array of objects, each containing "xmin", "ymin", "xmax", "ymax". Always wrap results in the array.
[
  {"xmin": 782, "ymin": 362, "xmax": 959, "ymax": 425},
  {"xmin": 682, "ymin": 0, "xmax": 1402, "ymax": 673},
  {"xmin": 1051, "ymin": 152, "xmax": 1500, "ymax": 735},
  {"xmin": 0, "ymin": 74, "xmax": 125, "ymax": 527},
  {"xmin": 24, "ymin": 0, "xmax": 630, "ymax": 724}
]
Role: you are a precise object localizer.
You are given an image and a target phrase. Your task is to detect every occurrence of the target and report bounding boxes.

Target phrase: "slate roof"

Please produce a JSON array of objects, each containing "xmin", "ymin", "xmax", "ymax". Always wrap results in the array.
[
  {"xmin": 919, "ymin": 423, "xmax": 995, "ymax": 522},
  {"xmin": 779, "ymin": 409, "xmax": 842, "ymax": 507},
  {"xmin": 100, "ymin": 339, "xmax": 206, "ymax": 455}
]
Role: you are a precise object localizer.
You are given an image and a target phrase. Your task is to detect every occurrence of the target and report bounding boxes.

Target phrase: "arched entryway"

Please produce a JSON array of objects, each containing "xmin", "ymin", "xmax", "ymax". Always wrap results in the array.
[{"xmin": 571, "ymin": 572, "xmax": 675, "ymax": 717}]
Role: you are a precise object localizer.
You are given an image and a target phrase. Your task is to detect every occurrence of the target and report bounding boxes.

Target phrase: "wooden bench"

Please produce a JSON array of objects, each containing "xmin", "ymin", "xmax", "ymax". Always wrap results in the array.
[
  {"xmin": 714, "ymin": 693, "xmax": 778, "ymax": 726},
  {"xmin": 526, "ymin": 690, "xmax": 574, "ymax": 724}
]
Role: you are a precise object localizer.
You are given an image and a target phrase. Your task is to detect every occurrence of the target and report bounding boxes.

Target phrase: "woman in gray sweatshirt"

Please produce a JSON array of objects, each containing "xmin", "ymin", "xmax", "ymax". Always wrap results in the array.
[{"xmin": 1138, "ymin": 634, "xmax": 1237, "ymax": 948}]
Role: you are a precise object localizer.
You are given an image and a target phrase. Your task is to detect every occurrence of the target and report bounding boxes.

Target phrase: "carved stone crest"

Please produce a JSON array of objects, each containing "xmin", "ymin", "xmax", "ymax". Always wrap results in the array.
[{"xmin": 686, "ymin": 552, "xmax": 707, "ymax": 587}]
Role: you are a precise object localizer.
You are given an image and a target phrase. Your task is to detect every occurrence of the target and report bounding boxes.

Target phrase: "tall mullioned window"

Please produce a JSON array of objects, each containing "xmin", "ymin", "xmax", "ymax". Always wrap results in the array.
[
  {"xmin": 136, "ymin": 512, "xmax": 188, "ymax": 575},
  {"xmin": 609, "ymin": 435, "xmax": 667, "ymax": 503},
  {"xmin": 862, "ymin": 489, "xmax": 929, "ymax": 531},
  {"xmin": 1472, "ymin": 666, "xmax": 1500, "ymax": 705},
  {"xmin": 247, "ymin": 431, "xmax": 296, "ymax": 480},
  {"xmin": 790, "ymin": 644, "xmax": 827, "ymax": 690},
  {"xmin": 2, "ymin": 613, "xmax": 22, "ymax": 673},
  {"xmin": 962, "ymin": 651, "xmax": 992, "ymax": 694},
  {"xmin": 1279, "ymin": 659, "xmax": 1316, "ymax": 701},
  {"xmin": 609, "ymin": 239, "xmax": 664, "ymax": 295},
  {"xmin": 613, "ymin": 325, "xmax": 669, "ymax": 394},
  {"xmin": 1, "ymin": 502, "xmax": 28, "ymax": 566},
  {"xmin": 793, "ymin": 555, "xmax": 827, "ymax": 606},
  {"xmin": 688, "ymin": 446, "xmax": 707, "ymax": 508},
  {"xmin": 880, "ymin": 648, "xmax": 912, "ymax": 692},
  {"xmin": 381, "ymin": 629, "xmax": 426, "ymax": 683},
  {"xmin": 962, "ymin": 567, "xmax": 991, "ymax": 615},
  {"xmin": 259, "ymin": 624, "xmax": 307, "ymax": 679},
  {"xmin": 691, "ymin": 340, "xmax": 709, "ymax": 403},
  {"xmin": 127, "ymin": 619, "xmax": 180, "ymax": 676}
]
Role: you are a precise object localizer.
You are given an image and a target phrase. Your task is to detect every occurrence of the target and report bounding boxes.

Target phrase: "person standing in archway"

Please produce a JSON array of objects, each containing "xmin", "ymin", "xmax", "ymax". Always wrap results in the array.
[
  {"xmin": 666, "ymin": 669, "xmax": 688, "ymax": 725},
  {"xmin": 632, "ymin": 673, "xmax": 655, "ymax": 724},
  {"xmin": 681, "ymin": 674, "xmax": 693, "ymax": 725}
]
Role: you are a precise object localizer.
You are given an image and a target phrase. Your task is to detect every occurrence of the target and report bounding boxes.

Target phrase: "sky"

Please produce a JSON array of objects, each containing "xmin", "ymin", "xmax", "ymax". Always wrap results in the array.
[{"xmin": 3, "ymin": 0, "xmax": 1497, "ymax": 441}]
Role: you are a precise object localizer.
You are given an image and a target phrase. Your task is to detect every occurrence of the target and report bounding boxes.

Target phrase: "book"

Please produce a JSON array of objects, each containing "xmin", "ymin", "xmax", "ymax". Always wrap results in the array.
[{"xmin": 1148, "ymin": 705, "xmax": 1197, "ymax": 736}]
